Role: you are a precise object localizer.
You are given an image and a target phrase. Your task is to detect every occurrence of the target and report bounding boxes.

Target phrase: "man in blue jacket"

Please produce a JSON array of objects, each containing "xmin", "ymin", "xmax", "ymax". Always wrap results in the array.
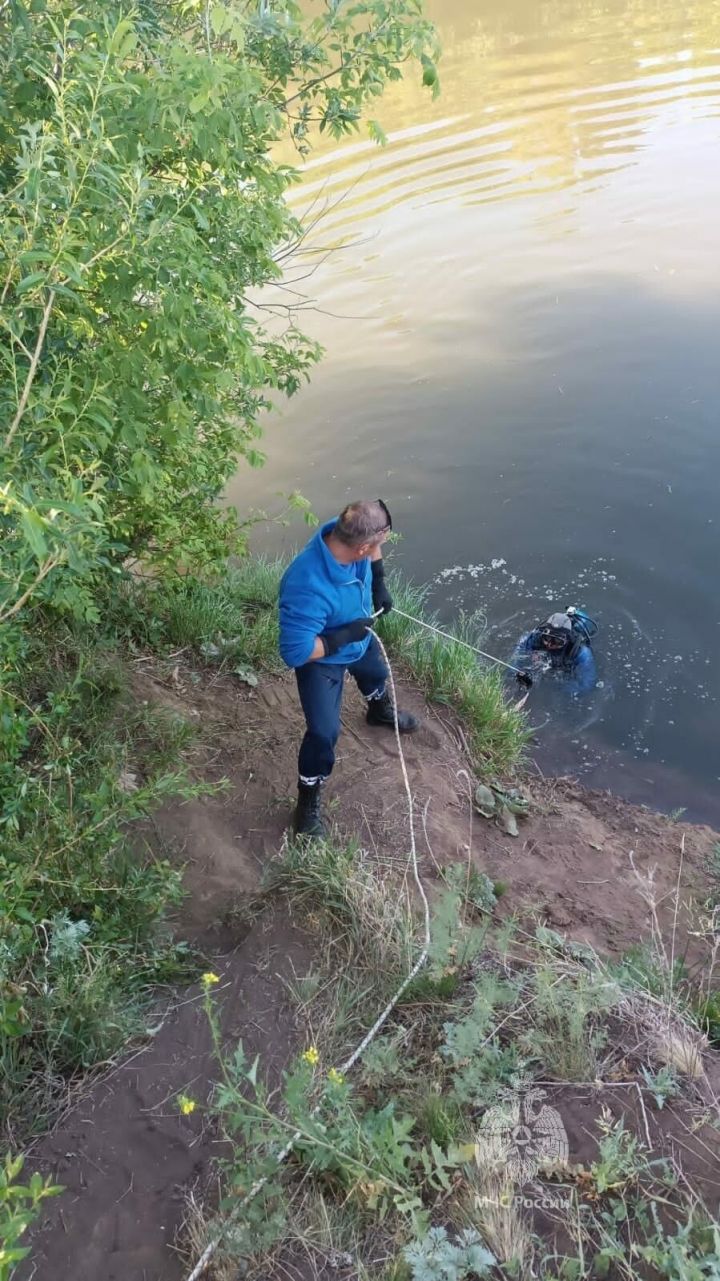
[{"xmin": 279, "ymin": 499, "xmax": 419, "ymax": 838}]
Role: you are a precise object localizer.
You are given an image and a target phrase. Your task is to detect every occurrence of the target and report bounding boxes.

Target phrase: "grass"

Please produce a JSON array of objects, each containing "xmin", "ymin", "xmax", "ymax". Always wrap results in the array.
[
  {"xmin": 379, "ymin": 579, "xmax": 530, "ymax": 775},
  {"xmin": 0, "ymin": 613, "xmax": 210, "ymax": 1140},
  {"xmin": 466, "ymin": 1170, "xmax": 535, "ymax": 1277},
  {"xmin": 109, "ymin": 558, "xmax": 528, "ymax": 777},
  {"xmin": 8, "ymin": 554, "xmax": 718, "ymax": 1276},
  {"xmin": 266, "ymin": 837, "xmax": 416, "ymax": 977},
  {"xmin": 266, "ymin": 837, "xmax": 420, "ymax": 1064},
  {"xmin": 102, "ymin": 558, "xmax": 284, "ymax": 673},
  {"xmin": 518, "ymin": 962, "xmax": 618, "ymax": 1081},
  {"xmin": 415, "ymin": 1090, "xmax": 464, "ymax": 1147},
  {"xmin": 186, "ymin": 831, "xmax": 720, "ymax": 1281},
  {"xmin": 0, "ymin": 551, "xmax": 526, "ymax": 1158}
]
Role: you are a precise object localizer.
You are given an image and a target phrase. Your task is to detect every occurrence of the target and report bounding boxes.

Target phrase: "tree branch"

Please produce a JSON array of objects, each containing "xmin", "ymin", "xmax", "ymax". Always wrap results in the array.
[
  {"xmin": 4, "ymin": 289, "xmax": 56, "ymax": 450},
  {"xmin": 1, "ymin": 262, "xmax": 15, "ymax": 307},
  {"xmin": 203, "ymin": 0, "xmax": 212, "ymax": 60},
  {"xmin": 0, "ymin": 316, "xmax": 34, "ymax": 363},
  {"xmin": 0, "ymin": 554, "xmax": 62, "ymax": 624},
  {"xmin": 282, "ymin": 16, "xmax": 392, "ymax": 110},
  {"xmin": 283, "ymin": 60, "xmax": 348, "ymax": 109}
]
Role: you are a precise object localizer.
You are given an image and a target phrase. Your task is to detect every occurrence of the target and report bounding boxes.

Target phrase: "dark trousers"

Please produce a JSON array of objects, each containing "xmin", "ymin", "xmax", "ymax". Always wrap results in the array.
[{"xmin": 295, "ymin": 635, "xmax": 388, "ymax": 783}]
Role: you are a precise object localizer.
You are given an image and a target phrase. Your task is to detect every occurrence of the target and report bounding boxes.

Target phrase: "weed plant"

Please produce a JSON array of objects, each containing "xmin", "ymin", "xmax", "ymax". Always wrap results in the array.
[
  {"xmin": 0, "ymin": 1154, "xmax": 61, "ymax": 1281},
  {"xmin": 188, "ymin": 835, "xmax": 720, "ymax": 1281},
  {"xmin": 0, "ymin": 618, "xmax": 209, "ymax": 1138}
]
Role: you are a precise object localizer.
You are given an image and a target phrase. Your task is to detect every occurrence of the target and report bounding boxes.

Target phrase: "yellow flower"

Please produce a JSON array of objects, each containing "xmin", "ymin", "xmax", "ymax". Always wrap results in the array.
[
  {"xmin": 327, "ymin": 1068, "xmax": 344, "ymax": 1085},
  {"xmin": 302, "ymin": 1046, "xmax": 320, "ymax": 1067},
  {"xmin": 178, "ymin": 1094, "xmax": 197, "ymax": 1115},
  {"xmin": 201, "ymin": 971, "xmax": 220, "ymax": 987}
]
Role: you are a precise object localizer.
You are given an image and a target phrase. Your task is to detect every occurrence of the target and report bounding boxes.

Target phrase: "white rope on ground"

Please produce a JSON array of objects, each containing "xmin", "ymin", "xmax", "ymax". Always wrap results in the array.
[{"xmin": 185, "ymin": 630, "xmax": 430, "ymax": 1281}]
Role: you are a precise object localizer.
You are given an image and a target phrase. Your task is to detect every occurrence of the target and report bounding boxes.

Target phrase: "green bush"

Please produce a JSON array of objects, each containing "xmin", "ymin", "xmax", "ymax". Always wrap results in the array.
[
  {"xmin": 1, "ymin": 1, "xmax": 438, "ymax": 623},
  {"xmin": 0, "ymin": 621, "xmax": 205, "ymax": 1134}
]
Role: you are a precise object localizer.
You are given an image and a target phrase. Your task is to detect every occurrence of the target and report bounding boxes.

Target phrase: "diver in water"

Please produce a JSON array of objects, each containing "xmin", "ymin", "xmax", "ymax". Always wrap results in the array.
[{"xmin": 515, "ymin": 608, "xmax": 598, "ymax": 695}]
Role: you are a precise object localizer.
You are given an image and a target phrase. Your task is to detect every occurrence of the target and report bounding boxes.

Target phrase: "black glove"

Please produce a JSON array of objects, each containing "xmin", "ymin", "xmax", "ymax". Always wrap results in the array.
[
  {"xmin": 320, "ymin": 617, "xmax": 373, "ymax": 657},
  {"xmin": 371, "ymin": 560, "xmax": 393, "ymax": 616}
]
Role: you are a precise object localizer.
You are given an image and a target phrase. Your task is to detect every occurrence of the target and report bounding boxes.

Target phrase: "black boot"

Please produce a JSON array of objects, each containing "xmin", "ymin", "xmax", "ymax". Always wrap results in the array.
[
  {"xmin": 366, "ymin": 691, "xmax": 419, "ymax": 734},
  {"xmin": 294, "ymin": 781, "xmax": 326, "ymax": 839}
]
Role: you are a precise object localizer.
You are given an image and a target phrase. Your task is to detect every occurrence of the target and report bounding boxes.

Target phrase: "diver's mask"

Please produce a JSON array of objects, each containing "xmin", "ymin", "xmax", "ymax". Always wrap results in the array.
[{"xmin": 537, "ymin": 612, "xmax": 574, "ymax": 653}]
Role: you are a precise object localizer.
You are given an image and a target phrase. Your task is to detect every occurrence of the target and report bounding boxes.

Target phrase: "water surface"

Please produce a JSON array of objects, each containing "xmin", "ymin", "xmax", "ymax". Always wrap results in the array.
[{"xmin": 227, "ymin": 0, "xmax": 720, "ymax": 823}]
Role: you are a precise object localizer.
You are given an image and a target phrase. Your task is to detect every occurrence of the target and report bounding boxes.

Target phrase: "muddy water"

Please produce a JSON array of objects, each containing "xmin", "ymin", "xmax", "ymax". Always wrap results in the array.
[{"xmin": 227, "ymin": 0, "xmax": 720, "ymax": 823}]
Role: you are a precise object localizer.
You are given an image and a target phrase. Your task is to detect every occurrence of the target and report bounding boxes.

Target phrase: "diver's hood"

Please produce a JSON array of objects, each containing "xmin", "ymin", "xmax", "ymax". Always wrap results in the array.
[{"xmin": 544, "ymin": 612, "xmax": 573, "ymax": 632}]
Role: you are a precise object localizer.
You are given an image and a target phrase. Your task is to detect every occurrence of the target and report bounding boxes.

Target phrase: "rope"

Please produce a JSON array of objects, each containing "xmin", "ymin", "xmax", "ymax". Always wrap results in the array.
[
  {"xmin": 184, "ymin": 631, "xmax": 430, "ymax": 1281},
  {"xmin": 391, "ymin": 606, "xmax": 530, "ymax": 681}
]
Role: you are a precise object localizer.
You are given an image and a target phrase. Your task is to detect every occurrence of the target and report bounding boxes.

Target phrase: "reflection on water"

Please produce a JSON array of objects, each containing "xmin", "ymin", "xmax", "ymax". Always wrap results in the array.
[
  {"xmin": 227, "ymin": 0, "xmax": 720, "ymax": 823},
  {"xmin": 292, "ymin": 0, "xmax": 720, "ymax": 225}
]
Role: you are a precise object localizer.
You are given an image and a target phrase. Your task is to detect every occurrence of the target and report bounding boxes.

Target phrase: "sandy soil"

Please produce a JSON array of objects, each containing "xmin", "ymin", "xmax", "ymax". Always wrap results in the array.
[{"xmin": 18, "ymin": 664, "xmax": 720, "ymax": 1280}]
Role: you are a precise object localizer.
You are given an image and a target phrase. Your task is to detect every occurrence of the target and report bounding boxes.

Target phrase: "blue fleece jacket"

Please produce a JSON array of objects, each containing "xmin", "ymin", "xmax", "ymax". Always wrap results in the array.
[
  {"xmin": 279, "ymin": 519, "xmax": 373, "ymax": 669},
  {"xmin": 515, "ymin": 631, "xmax": 597, "ymax": 696}
]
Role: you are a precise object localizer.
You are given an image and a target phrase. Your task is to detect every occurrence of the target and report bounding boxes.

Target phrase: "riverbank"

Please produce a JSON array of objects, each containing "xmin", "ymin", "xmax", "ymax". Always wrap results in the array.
[
  {"xmin": 9, "ymin": 563, "xmax": 720, "ymax": 1280},
  {"xmin": 0, "ymin": 560, "xmax": 526, "ymax": 1142}
]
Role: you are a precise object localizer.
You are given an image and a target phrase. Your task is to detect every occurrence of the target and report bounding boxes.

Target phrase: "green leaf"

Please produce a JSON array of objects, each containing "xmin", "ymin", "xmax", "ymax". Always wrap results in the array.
[
  {"xmin": 210, "ymin": 5, "xmax": 233, "ymax": 36},
  {"xmin": 18, "ymin": 250, "xmax": 53, "ymax": 269},
  {"xmin": 593, "ymin": 1253, "xmax": 612, "ymax": 1280},
  {"xmin": 3, "ymin": 1246, "xmax": 30, "ymax": 1264},
  {"xmin": 15, "ymin": 272, "xmax": 47, "ymax": 295},
  {"xmin": 191, "ymin": 202, "xmax": 210, "ymax": 231},
  {"xmin": 20, "ymin": 510, "xmax": 48, "ymax": 559},
  {"xmin": 5, "ymin": 1156, "xmax": 24, "ymax": 1181},
  {"xmin": 429, "ymin": 1139, "xmax": 452, "ymax": 1189},
  {"xmin": 367, "ymin": 119, "xmax": 388, "ymax": 146},
  {"xmin": 229, "ymin": 17, "xmax": 246, "ymax": 49},
  {"xmin": 111, "ymin": 20, "xmax": 138, "ymax": 60},
  {"xmin": 420, "ymin": 55, "xmax": 439, "ymax": 96}
]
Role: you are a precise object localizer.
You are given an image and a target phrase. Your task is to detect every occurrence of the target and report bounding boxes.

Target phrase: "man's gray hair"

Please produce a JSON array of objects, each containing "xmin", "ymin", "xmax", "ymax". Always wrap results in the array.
[{"xmin": 335, "ymin": 500, "xmax": 389, "ymax": 547}]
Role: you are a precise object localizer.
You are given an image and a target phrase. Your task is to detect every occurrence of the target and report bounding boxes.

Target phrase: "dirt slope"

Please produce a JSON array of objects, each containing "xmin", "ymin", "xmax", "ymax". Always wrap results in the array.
[
  {"xmin": 19, "ymin": 664, "xmax": 719, "ymax": 1281},
  {"xmin": 19, "ymin": 908, "xmax": 311, "ymax": 1281},
  {"xmin": 150, "ymin": 664, "xmax": 716, "ymax": 960}
]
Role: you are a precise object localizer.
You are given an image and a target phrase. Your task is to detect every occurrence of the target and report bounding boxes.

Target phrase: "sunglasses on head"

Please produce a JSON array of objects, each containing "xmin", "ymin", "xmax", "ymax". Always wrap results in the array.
[{"xmin": 375, "ymin": 498, "xmax": 392, "ymax": 533}]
